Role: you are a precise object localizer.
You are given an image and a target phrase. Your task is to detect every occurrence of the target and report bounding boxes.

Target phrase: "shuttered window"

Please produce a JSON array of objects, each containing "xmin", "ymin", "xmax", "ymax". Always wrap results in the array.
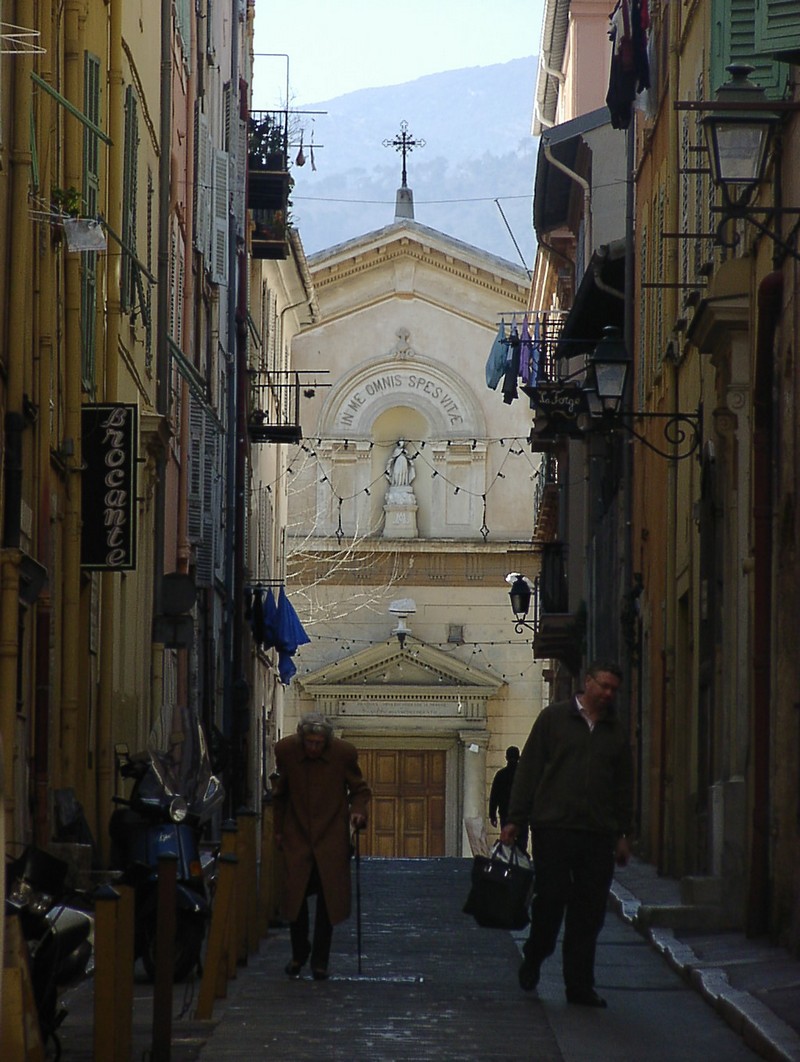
[
  {"xmin": 211, "ymin": 149, "xmax": 229, "ymax": 285},
  {"xmin": 756, "ymin": 0, "xmax": 800, "ymax": 60},
  {"xmin": 711, "ymin": 0, "xmax": 788, "ymax": 97},
  {"xmin": 194, "ymin": 104, "xmax": 212, "ymax": 260}
]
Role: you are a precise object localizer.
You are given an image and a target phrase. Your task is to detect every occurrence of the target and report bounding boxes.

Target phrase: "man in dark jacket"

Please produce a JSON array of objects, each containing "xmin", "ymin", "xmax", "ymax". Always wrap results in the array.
[
  {"xmin": 489, "ymin": 746, "xmax": 528, "ymax": 852},
  {"xmin": 500, "ymin": 661, "xmax": 633, "ymax": 1008}
]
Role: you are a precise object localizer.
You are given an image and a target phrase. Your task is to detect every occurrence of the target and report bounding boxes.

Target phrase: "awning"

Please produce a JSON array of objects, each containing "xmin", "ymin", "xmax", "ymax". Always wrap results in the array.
[{"xmin": 533, "ymin": 106, "xmax": 612, "ymax": 236}]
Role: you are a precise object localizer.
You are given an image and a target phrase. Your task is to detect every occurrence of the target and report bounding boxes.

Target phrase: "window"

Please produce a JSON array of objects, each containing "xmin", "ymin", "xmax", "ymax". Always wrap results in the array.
[
  {"xmin": 711, "ymin": 0, "xmax": 788, "ymax": 97},
  {"xmin": 756, "ymin": 0, "xmax": 800, "ymax": 62}
]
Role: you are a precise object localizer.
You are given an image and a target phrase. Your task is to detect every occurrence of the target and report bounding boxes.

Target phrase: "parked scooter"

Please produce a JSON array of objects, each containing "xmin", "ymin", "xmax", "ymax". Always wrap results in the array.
[
  {"xmin": 109, "ymin": 704, "xmax": 224, "ymax": 981},
  {"xmin": 5, "ymin": 845, "xmax": 94, "ymax": 1055}
]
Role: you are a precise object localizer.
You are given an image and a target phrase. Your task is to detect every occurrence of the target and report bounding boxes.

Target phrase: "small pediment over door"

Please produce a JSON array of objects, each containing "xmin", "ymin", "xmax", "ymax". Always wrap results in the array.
[{"xmin": 297, "ymin": 640, "xmax": 503, "ymax": 730}]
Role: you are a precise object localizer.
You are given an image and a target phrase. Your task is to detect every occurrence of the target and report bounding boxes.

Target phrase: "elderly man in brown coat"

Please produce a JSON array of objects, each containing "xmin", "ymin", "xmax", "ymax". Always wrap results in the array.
[{"xmin": 273, "ymin": 712, "xmax": 371, "ymax": 980}]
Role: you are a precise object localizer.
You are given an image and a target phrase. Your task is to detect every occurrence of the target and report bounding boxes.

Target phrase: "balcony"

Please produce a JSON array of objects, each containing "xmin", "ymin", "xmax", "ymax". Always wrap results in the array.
[
  {"xmin": 251, "ymin": 208, "xmax": 290, "ymax": 260},
  {"xmin": 249, "ymin": 110, "xmax": 291, "ymax": 259},
  {"xmin": 248, "ymin": 370, "xmax": 304, "ymax": 444}
]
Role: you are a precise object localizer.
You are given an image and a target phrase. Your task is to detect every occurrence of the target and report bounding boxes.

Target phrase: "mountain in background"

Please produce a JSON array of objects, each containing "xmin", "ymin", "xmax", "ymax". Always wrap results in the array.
[{"xmin": 285, "ymin": 57, "xmax": 538, "ymax": 268}]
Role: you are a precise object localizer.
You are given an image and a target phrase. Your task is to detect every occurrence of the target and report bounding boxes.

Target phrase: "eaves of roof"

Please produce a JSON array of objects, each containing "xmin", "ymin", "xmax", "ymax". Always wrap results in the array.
[
  {"xmin": 533, "ymin": 106, "xmax": 611, "ymax": 236},
  {"xmin": 533, "ymin": 0, "xmax": 571, "ymax": 136}
]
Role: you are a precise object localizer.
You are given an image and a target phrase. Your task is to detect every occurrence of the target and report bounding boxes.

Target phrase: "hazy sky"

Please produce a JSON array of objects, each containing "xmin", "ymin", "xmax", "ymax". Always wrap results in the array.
[{"xmin": 252, "ymin": 0, "xmax": 544, "ymax": 105}]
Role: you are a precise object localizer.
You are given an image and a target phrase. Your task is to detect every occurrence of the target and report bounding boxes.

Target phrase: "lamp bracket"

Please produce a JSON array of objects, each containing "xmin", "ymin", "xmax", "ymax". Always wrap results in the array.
[
  {"xmin": 711, "ymin": 207, "xmax": 800, "ymax": 263},
  {"xmin": 610, "ymin": 409, "xmax": 703, "ymax": 461},
  {"xmin": 513, "ymin": 619, "xmax": 537, "ymax": 634}
]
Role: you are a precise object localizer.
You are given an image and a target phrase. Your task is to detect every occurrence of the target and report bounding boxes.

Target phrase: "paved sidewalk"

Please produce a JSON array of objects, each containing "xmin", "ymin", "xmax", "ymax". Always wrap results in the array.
[
  {"xmin": 53, "ymin": 856, "xmax": 800, "ymax": 1061},
  {"xmin": 610, "ymin": 858, "xmax": 800, "ymax": 1062}
]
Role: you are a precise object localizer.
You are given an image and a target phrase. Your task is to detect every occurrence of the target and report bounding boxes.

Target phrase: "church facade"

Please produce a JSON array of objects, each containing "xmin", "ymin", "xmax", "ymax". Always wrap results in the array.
[{"xmin": 283, "ymin": 218, "xmax": 544, "ymax": 857}]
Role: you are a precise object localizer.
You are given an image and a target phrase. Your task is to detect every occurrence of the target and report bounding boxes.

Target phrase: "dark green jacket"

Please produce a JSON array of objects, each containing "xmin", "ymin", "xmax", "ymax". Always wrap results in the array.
[{"xmin": 507, "ymin": 699, "xmax": 633, "ymax": 837}]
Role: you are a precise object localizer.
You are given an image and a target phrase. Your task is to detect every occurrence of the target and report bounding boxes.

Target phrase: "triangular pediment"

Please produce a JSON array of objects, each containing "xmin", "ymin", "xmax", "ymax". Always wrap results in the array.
[{"xmin": 298, "ymin": 639, "xmax": 504, "ymax": 696}]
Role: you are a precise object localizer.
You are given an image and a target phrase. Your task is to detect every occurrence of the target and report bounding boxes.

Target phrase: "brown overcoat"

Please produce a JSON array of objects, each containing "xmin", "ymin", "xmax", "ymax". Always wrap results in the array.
[{"xmin": 272, "ymin": 733, "xmax": 370, "ymax": 925}]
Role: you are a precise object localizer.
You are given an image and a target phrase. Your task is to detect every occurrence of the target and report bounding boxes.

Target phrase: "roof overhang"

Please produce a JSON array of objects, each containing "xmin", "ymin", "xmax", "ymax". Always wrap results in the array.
[{"xmin": 533, "ymin": 107, "xmax": 611, "ymax": 236}]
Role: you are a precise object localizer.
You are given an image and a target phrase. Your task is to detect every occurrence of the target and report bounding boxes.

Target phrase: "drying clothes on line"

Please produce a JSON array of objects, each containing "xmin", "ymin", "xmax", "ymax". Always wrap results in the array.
[
  {"xmin": 519, "ymin": 316, "xmax": 533, "ymax": 386},
  {"xmin": 247, "ymin": 585, "xmax": 310, "ymax": 685},
  {"xmin": 502, "ymin": 328, "xmax": 521, "ymax": 405},
  {"xmin": 485, "ymin": 320, "xmax": 508, "ymax": 390},
  {"xmin": 606, "ymin": 0, "xmax": 650, "ymax": 130}
]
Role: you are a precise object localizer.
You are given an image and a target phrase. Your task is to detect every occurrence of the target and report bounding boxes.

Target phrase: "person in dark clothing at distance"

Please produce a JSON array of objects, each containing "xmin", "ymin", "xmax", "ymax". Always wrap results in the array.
[
  {"xmin": 500, "ymin": 661, "xmax": 633, "ymax": 1008},
  {"xmin": 489, "ymin": 745, "xmax": 528, "ymax": 853}
]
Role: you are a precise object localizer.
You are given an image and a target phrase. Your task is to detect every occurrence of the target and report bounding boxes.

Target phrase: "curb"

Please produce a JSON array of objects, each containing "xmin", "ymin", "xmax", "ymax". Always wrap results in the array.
[{"xmin": 609, "ymin": 881, "xmax": 800, "ymax": 1062}]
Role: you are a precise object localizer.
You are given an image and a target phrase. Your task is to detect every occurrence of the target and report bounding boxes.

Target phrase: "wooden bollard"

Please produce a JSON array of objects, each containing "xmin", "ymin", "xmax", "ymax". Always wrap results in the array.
[
  {"xmin": 257, "ymin": 800, "xmax": 276, "ymax": 938},
  {"xmin": 115, "ymin": 884, "xmax": 135, "ymax": 1059},
  {"xmin": 151, "ymin": 854, "xmax": 177, "ymax": 1062},
  {"xmin": 235, "ymin": 809, "xmax": 259, "ymax": 960},
  {"xmin": 195, "ymin": 853, "xmax": 238, "ymax": 1020},
  {"xmin": 220, "ymin": 822, "xmax": 239, "ymax": 980},
  {"xmin": 2, "ymin": 915, "xmax": 45, "ymax": 1061},
  {"xmin": 93, "ymin": 883, "xmax": 132, "ymax": 1062}
]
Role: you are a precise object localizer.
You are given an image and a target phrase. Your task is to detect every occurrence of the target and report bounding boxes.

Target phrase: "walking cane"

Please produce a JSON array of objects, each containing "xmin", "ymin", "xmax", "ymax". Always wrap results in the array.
[{"xmin": 355, "ymin": 826, "xmax": 363, "ymax": 975}]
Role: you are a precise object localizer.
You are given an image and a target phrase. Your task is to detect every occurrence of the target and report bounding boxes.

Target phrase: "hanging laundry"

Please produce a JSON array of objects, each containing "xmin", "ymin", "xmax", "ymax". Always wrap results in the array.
[
  {"xmin": 251, "ymin": 588, "xmax": 265, "ymax": 646},
  {"xmin": 485, "ymin": 320, "xmax": 508, "ymax": 390},
  {"xmin": 275, "ymin": 587, "xmax": 310, "ymax": 685},
  {"xmin": 606, "ymin": 0, "xmax": 650, "ymax": 130},
  {"xmin": 261, "ymin": 587, "xmax": 280, "ymax": 650},
  {"xmin": 296, "ymin": 132, "xmax": 306, "ymax": 167},
  {"xmin": 533, "ymin": 318, "xmax": 545, "ymax": 382},
  {"xmin": 502, "ymin": 327, "xmax": 521, "ymax": 405},
  {"xmin": 518, "ymin": 316, "xmax": 533, "ymax": 385}
]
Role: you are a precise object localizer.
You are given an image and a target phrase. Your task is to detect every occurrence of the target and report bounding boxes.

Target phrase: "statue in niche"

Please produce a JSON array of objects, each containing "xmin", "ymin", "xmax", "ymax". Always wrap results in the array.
[
  {"xmin": 383, "ymin": 439, "xmax": 419, "ymax": 537},
  {"xmin": 386, "ymin": 440, "xmax": 415, "ymax": 488}
]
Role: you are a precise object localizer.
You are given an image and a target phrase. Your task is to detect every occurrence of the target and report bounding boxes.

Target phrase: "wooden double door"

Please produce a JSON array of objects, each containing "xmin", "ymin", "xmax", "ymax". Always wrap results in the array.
[{"xmin": 356, "ymin": 747, "xmax": 446, "ymax": 857}]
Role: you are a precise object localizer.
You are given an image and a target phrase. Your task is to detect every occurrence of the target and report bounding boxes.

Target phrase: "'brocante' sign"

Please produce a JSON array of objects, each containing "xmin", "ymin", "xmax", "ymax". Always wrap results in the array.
[{"xmin": 81, "ymin": 404, "xmax": 138, "ymax": 570}]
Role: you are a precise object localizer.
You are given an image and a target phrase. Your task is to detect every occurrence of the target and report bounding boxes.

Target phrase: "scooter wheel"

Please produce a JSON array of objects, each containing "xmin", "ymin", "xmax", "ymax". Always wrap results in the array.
[{"xmin": 141, "ymin": 909, "xmax": 205, "ymax": 982}]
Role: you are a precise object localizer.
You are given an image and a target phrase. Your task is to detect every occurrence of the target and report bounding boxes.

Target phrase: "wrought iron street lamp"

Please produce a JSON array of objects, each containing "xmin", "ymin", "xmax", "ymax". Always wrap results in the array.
[
  {"xmin": 702, "ymin": 65, "xmax": 780, "ymax": 210},
  {"xmin": 582, "ymin": 327, "xmax": 702, "ymax": 461},
  {"xmin": 676, "ymin": 63, "xmax": 800, "ymax": 262},
  {"xmin": 506, "ymin": 573, "xmax": 536, "ymax": 633}
]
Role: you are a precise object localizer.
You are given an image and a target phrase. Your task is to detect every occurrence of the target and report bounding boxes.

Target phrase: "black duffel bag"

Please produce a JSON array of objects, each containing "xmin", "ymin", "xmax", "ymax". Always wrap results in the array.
[{"xmin": 463, "ymin": 843, "xmax": 534, "ymax": 930}]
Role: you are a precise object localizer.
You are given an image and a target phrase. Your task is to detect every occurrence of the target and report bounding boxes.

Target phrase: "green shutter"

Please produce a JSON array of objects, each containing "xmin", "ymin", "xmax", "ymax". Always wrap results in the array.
[
  {"xmin": 756, "ymin": 0, "xmax": 800, "ymax": 60},
  {"xmin": 711, "ymin": 0, "xmax": 788, "ymax": 97}
]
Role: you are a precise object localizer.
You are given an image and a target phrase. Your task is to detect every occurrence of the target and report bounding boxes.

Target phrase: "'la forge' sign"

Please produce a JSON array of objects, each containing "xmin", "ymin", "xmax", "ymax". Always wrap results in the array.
[{"xmin": 81, "ymin": 404, "xmax": 138, "ymax": 570}]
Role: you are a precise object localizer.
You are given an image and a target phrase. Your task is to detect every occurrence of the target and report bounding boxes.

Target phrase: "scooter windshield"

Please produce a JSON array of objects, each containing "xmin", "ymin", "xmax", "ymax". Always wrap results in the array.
[{"xmin": 145, "ymin": 704, "xmax": 225, "ymax": 821}]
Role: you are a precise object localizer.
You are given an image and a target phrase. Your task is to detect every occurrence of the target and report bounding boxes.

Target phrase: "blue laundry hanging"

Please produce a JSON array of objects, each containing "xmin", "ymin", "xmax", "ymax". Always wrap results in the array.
[
  {"xmin": 485, "ymin": 321, "xmax": 508, "ymax": 390},
  {"xmin": 275, "ymin": 586, "xmax": 310, "ymax": 685}
]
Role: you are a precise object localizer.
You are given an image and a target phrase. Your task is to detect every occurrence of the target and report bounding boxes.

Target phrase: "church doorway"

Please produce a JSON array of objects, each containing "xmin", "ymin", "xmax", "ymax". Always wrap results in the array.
[{"xmin": 356, "ymin": 747, "xmax": 446, "ymax": 857}]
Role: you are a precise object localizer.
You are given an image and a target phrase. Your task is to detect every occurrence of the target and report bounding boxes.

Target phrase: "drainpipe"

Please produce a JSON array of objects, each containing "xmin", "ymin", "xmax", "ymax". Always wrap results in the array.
[
  {"xmin": 152, "ymin": 0, "xmax": 173, "ymax": 709},
  {"xmin": 542, "ymin": 141, "xmax": 592, "ymax": 272},
  {"xmin": 96, "ymin": 0, "xmax": 125, "ymax": 856},
  {"xmin": 748, "ymin": 269, "xmax": 782, "ymax": 935},
  {"xmin": 33, "ymin": 0, "xmax": 56, "ymax": 846},
  {"xmin": 59, "ymin": 0, "xmax": 85, "ymax": 796},
  {"xmin": 0, "ymin": 0, "xmax": 35, "ymax": 838},
  {"xmin": 658, "ymin": 0, "xmax": 682, "ymax": 872}
]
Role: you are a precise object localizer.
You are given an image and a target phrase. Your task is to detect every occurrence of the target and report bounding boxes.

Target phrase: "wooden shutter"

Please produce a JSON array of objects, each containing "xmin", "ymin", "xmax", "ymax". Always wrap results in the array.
[
  {"xmin": 756, "ymin": 0, "xmax": 800, "ymax": 60},
  {"xmin": 712, "ymin": 0, "xmax": 788, "ymax": 97},
  {"xmin": 194, "ymin": 104, "xmax": 212, "ymax": 259},
  {"xmin": 211, "ymin": 149, "xmax": 229, "ymax": 285}
]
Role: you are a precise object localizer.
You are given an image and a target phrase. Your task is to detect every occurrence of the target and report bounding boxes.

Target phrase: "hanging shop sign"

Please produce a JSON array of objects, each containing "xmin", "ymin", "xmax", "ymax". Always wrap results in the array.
[{"xmin": 81, "ymin": 403, "xmax": 138, "ymax": 570}]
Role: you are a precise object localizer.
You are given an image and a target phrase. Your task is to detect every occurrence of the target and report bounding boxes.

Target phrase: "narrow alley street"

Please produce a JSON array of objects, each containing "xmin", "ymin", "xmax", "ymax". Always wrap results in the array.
[{"xmin": 56, "ymin": 858, "xmax": 794, "ymax": 1061}]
